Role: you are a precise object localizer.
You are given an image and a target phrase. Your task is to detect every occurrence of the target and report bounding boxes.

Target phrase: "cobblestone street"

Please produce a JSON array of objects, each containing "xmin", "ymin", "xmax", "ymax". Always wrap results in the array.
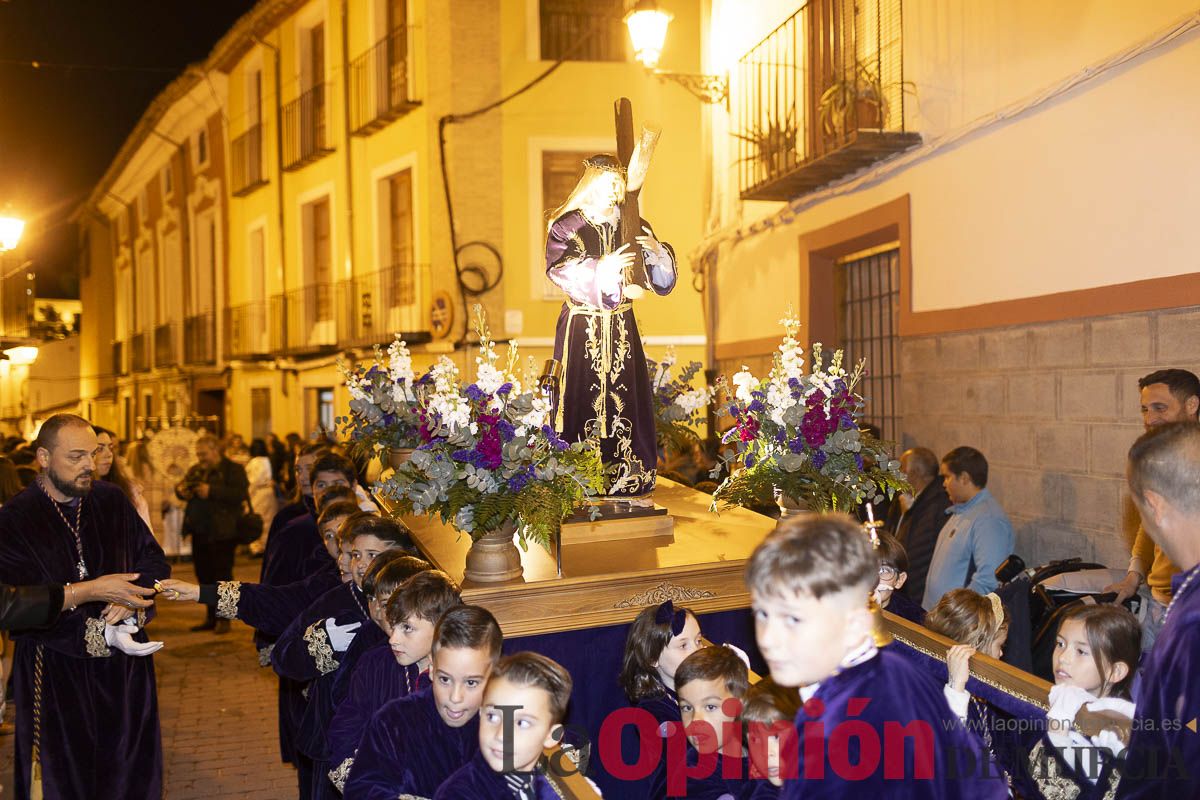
[{"xmin": 1, "ymin": 556, "xmax": 297, "ymax": 799}]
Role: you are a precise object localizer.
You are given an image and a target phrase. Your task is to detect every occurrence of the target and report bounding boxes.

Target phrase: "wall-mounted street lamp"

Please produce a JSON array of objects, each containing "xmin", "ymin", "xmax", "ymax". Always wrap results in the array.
[
  {"xmin": 3, "ymin": 346, "xmax": 39, "ymax": 366},
  {"xmin": 625, "ymin": 0, "xmax": 728, "ymax": 106},
  {"xmin": 0, "ymin": 215, "xmax": 25, "ymax": 253}
]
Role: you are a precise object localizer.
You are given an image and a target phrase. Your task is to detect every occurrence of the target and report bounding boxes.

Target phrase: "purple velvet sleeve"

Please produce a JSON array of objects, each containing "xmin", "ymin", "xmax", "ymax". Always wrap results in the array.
[
  {"xmin": 230, "ymin": 560, "xmax": 340, "ymax": 637},
  {"xmin": 546, "ymin": 214, "xmax": 620, "ymax": 309}
]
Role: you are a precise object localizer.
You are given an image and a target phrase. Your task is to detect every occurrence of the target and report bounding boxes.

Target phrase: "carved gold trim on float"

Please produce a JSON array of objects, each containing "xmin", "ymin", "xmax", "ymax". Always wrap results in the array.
[{"xmin": 613, "ymin": 581, "xmax": 717, "ymax": 608}]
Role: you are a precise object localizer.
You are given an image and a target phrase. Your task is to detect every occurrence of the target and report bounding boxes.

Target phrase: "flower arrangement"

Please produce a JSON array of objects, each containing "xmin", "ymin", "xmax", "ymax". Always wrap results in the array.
[
  {"xmin": 646, "ymin": 348, "xmax": 714, "ymax": 458},
  {"xmin": 710, "ymin": 313, "xmax": 909, "ymax": 513},
  {"xmin": 337, "ymin": 336, "xmax": 424, "ymax": 462},
  {"xmin": 377, "ymin": 306, "xmax": 605, "ymax": 551}
]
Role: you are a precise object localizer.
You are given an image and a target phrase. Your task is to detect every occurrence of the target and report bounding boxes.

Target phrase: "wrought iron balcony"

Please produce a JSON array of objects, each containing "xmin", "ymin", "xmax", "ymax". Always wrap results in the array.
[
  {"xmin": 350, "ymin": 25, "xmax": 420, "ymax": 135},
  {"xmin": 130, "ymin": 331, "xmax": 149, "ymax": 372},
  {"xmin": 231, "ymin": 124, "xmax": 267, "ymax": 196},
  {"xmin": 279, "ymin": 283, "xmax": 338, "ymax": 354},
  {"xmin": 153, "ymin": 322, "xmax": 178, "ymax": 368},
  {"xmin": 337, "ymin": 263, "xmax": 431, "ymax": 348},
  {"xmin": 224, "ymin": 302, "xmax": 272, "ymax": 360},
  {"xmin": 183, "ymin": 313, "xmax": 216, "ymax": 365},
  {"xmin": 736, "ymin": 0, "xmax": 919, "ymax": 201},
  {"xmin": 282, "ymin": 83, "xmax": 333, "ymax": 170}
]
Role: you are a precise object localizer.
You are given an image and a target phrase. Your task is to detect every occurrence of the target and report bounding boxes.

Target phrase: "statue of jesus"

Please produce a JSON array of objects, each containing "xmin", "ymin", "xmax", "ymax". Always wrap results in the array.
[{"xmin": 544, "ymin": 154, "xmax": 677, "ymax": 500}]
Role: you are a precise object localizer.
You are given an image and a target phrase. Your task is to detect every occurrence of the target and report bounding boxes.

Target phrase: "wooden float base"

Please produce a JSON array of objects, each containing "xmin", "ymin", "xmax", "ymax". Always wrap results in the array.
[{"xmin": 383, "ymin": 478, "xmax": 776, "ymax": 638}]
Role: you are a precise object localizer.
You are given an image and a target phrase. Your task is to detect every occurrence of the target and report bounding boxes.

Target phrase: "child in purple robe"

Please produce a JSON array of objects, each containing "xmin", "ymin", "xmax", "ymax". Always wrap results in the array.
[
  {"xmin": 326, "ymin": 566, "xmax": 459, "ymax": 792},
  {"xmin": 874, "ymin": 533, "xmax": 926, "ymax": 625},
  {"xmin": 746, "ymin": 514, "xmax": 1009, "ymax": 798},
  {"xmin": 274, "ymin": 514, "xmax": 416, "ymax": 800},
  {"xmin": 344, "ymin": 604, "xmax": 503, "ymax": 799},
  {"xmin": 435, "ymin": 651, "xmax": 577, "ymax": 799},
  {"xmin": 610, "ymin": 600, "xmax": 703, "ymax": 799}
]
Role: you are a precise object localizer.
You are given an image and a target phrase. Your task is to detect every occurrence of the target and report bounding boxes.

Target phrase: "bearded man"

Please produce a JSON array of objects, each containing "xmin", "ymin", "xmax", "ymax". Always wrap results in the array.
[{"xmin": 0, "ymin": 414, "xmax": 170, "ymax": 799}]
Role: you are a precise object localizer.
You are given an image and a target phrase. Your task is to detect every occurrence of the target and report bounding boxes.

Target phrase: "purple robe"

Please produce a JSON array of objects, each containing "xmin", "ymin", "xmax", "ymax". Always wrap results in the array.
[
  {"xmin": 326, "ymin": 643, "xmax": 430, "ymax": 792},
  {"xmin": 1118, "ymin": 564, "xmax": 1200, "ymax": 798},
  {"xmin": 203, "ymin": 556, "xmax": 341, "ymax": 639},
  {"xmin": 344, "ymin": 685, "xmax": 480, "ymax": 799},
  {"xmin": 546, "ymin": 209, "xmax": 676, "ymax": 498},
  {"xmin": 0, "ymin": 481, "xmax": 170, "ymax": 800},
  {"xmin": 884, "ymin": 591, "xmax": 927, "ymax": 625},
  {"xmin": 606, "ymin": 687, "xmax": 680, "ymax": 800},
  {"xmin": 434, "ymin": 751, "xmax": 563, "ymax": 799},
  {"xmin": 257, "ymin": 506, "xmax": 321, "ymax": 764},
  {"xmin": 274, "ymin": 580, "xmax": 381, "ymax": 800},
  {"xmin": 667, "ymin": 747, "xmax": 781, "ymax": 800},
  {"xmin": 780, "ymin": 646, "xmax": 1008, "ymax": 799}
]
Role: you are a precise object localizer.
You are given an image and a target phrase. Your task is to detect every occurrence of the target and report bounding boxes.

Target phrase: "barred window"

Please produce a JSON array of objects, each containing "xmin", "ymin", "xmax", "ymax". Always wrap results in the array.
[{"xmin": 539, "ymin": 0, "xmax": 626, "ymax": 62}]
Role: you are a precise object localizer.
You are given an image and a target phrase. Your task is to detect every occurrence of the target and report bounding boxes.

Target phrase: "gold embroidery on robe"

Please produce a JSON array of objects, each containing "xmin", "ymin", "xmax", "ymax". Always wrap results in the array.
[
  {"xmin": 84, "ymin": 617, "xmax": 111, "ymax": 658},
  {"xmin": 303, "ymin": 620, "xmax": 339, "ymax": 675},
  {"xmin": 216, "ymin": 581, "xmax": 241, "ymax": 620},
  {"xmin": 328, "ymin": 757, "xmax": 354, "ymax": 791},
  {"xmin": 257, "ymin": 644, "xmax": 275, "ymax": 667}
]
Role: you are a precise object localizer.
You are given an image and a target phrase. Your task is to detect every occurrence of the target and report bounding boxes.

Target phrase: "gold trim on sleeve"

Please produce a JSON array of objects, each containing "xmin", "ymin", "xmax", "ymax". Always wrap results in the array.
[
  {"xmin": 328, "ymin": 757, "xmax": 354, "ymax": 792},
  {"xmin": 84, "ymin": 616, "xmax": 111, "ymax": 658},
  {"xmin": 304, "ymin": 620, "xmax": 339, "ymax": 675},
  {"xmin": 216, "ymin": 581, "xmax": 242, "ymax": 620}
]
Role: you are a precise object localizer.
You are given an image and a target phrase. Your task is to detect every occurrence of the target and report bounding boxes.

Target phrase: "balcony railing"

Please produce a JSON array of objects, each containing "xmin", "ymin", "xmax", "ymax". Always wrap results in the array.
[
  {"xmin": 183, "ymin": 313, "xmax": 216, "ymax": 364},
  {"xmin": 112, "ymin": 340, "xmax": 125, "ymax": 376},
  {"xmin": 280, "ymin": 283, "xmax": 338, "ymax": 353},
  {"xmin": 231, "ymin": 123, "xmax": 267, "ymax": 195},
  {"xmin": 224, "ymin": 302, "xmax": 272, "ymax": 360},
  {"xmin": 130, "ymin": 331, "xmax": 149, "ymax": 372},
  {"xmin": 350, "ymin": 26, "xmax": 421, "ymax": 135},
  {"xmin": 268, "ymin": 294, "xmax": 288, "ymax": 354},
  {"xmin": 153, "ymin": 322, "xmax": 178, "ymax": 368},
  {"xmin": 336, "ymin": 263, "xmax": 430, "ymax": 348},
  {"xmin": 283, "ymin": 83, "xmax": 333, "ymax": 170},
  {"xmin": 736, "ymin": 0, "xmax": 919, "ymax": 201}
]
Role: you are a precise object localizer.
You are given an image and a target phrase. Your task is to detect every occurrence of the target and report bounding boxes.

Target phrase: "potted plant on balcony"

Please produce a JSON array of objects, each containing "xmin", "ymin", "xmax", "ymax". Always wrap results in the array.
[
  {"xmin": 709, "ymin": 312, "xmax": 909, "ymax": 519},
  {"xmin": 732, "ymin": 110, "xmax": 798, "ymax": 180},
  {"xmin": 377, "ymin": 306, "xmax": 604, "ymax": 582},
  {"xmin": 818, "ymin": 59, "xmax": 898, "ymax": 140},
  {"xmin": 338, "ymin": 335, "xmax": 424, "ymax": 469}
]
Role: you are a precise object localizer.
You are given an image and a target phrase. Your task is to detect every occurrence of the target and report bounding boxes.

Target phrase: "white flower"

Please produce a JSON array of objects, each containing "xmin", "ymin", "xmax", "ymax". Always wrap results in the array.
[
  {"xmin": 731, "ymin": 368, "xmax": 759, "ymax": 404},
  {"xmin": 475, "ymin": 362, "xmax": 505, "ymax": 395},
  {"xmin": 346, "ymin": 374, "xmax": 370, "ymax": 403},
  {"xmin": 519, "ymin": 395, "xmax": 551, "ymax": 430},
  {"xmin": 387, "ymin": 337, "xmax": 415, "ymax": 385},
  {"xmin": 675, "ymin": 387, "xmax": 710, "ymax": 416}
]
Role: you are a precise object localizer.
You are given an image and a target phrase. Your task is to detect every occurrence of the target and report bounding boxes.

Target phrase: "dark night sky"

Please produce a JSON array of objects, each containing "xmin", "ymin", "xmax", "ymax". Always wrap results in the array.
[{"xmin": 0, "ymin": 0, "xmax": 258, "ymax": 298}]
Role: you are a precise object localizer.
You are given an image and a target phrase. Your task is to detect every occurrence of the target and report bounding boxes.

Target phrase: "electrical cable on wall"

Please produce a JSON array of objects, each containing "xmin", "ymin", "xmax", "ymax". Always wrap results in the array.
[{"xmin": 436, "ymin": 30, "xmax": 597, "ymax": 345}]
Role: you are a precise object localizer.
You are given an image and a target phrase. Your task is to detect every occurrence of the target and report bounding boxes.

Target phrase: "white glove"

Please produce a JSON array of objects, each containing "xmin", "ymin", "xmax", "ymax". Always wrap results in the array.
[
  {"xmin": 1085, "ymin": 696, "xmax": 1135, "ymax": 719},
  {"xmin": 104, "ymin": 619, "xmax": 164, "ymax": 657},
  {"xmin": 722, "ymin": 642, "xmax": 752, "ymax": 672},
  {"xmin": 325, "ymin": 618, "xmax": 362, "ymax": 652},
  {"xmin": 1047, "ymin": 684, "xmax": 1096, "ymax": 748},
  {"xmin": 1092, "ymin": 728, "xmax": 1127, "ymax": 758}
]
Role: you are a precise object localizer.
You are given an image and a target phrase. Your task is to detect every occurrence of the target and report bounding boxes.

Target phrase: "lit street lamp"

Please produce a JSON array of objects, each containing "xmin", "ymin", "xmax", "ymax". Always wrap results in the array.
[
  {"xmin": 0, "ymin": 215, "xmax": 25, "ymax": 253},
  {"xmin": 624, "ymin": 0, "xmax": 728, "ymax": 106}
]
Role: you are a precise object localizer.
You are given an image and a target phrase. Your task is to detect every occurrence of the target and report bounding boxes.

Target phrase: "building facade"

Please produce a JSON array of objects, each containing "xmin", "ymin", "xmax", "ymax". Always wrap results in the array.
[{"xmin": 79, "ymin": 0, "xmax": 709, "ymax": 442}]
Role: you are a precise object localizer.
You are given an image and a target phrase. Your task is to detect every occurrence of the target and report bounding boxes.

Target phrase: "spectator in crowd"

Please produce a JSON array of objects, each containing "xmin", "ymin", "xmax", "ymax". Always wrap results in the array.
[
  {"xmin": 0, "ymin": 457, "xmax": 22, "ymax": 506},
  {"xmin": 93, "ymin": 427, "xmax": 152, "ymax": 531},
  {"xmin": 1120, "ymin": 421, "xmax": 1200, "ymax": 797},
  {"xmin": 922, "ymin": 446, "xmax": 1014, "ymax": 609},
  {"xmin": 176, "ymin": 434, "xmax": 249, "ymax": 633},
  {"xmin": 246, "ymin": 438, "xmax": 279, "ymax": 555},
  {"xmin": 1103, "ymin": 368, "xmax": 1199, "ymax": 651},
  {"xmin": 885, "ymin": 446, "xmax": 952, "ymax": 604}
]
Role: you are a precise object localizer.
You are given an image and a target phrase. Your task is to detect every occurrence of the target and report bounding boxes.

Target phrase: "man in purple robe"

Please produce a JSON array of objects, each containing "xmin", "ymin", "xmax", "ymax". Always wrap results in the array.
[
  {"xmin": 1120, "ymin": 421, "xmax": 1200, "ymax": 797},
  {"xmin": 545, "ymin": 153, "xmax": 676, "ymax": 500},
  {"xmin": 0, "ymin": 414, "xmax": 170, "ymax": 800}
]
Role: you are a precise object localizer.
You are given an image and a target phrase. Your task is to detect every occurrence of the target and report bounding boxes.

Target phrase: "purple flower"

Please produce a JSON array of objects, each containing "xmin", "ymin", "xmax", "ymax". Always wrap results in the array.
[
  {"xmin": 747, "ymin": 399, "xmax": 765, "ymax": 413},
  {"xmin": 811, "ymin": 450, "xmax": 828, "ymax": 469},
  {"xmin": 496, "ymin": 420, "xmax": 515, "ymax": 440},
  {"xmin": 497, "ymin": 382, "xmax": 513, "ymax": 396},
  {"xmin": 465, "ymin": 384, "xmax": 487, "ymax": 403},
  {"xmin": 854, "ymin": 453, "xmax": 864, "ymax": 470},
  {"xmin": 507, "ymin": 466, "xmax": 535, "ymax": 493},
  {"xmin": 541, "ymin": 425, "xmax": 570, "ymax": 451},
  {"xmin": 745, "ymin": 453, "xmax": 756, "ymax": 468}
]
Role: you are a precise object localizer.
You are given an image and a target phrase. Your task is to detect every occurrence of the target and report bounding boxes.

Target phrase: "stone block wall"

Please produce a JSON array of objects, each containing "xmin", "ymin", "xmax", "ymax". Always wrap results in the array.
[{"xmin": 898, "ymin": 307, "xmax": 1200, "ymax": 570}]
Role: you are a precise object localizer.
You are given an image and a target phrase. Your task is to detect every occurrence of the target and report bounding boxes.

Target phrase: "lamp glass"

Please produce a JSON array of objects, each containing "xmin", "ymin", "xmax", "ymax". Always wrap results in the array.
[
  {"xmin": 0, "ymin": 216, "xmax": 25, "ymax": 252},
  {"xmin": 625, "ymin": 8, "xmax": 672, "ymax": 69},
  {"xmin": 4, "ymin": 347, "xmax": 38, "ymax": 366}
]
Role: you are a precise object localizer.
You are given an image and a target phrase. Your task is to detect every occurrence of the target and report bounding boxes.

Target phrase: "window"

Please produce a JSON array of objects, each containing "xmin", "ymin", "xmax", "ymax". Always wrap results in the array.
[
  {"xmin": 251, "ymin": 387, "xmax": 272, "ymax": 441},
  {"xmin": 538, "ymin": 149, "xmax": 591, "ymax": 298},
  {"xmin": 839, "ymin": 246, "xmax": 900, "ymax": 443},
  {"xmin": 316, "ymin": 388, "xmax": 335, "ymax": 436},
  {"xmin": 385, "ymin": 170, "xmax": 413, "ymax": 267},
  {"xmin": 195, "ymin": 128, "xmax": 209, "ymax": 167},
  {"xmin": 539, "ymin": 0, "xmax": 626, "ymax": 62}
]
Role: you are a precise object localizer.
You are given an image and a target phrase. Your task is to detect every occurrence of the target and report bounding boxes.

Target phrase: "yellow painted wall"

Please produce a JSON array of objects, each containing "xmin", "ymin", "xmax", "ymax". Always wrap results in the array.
[{"xmin": 705, "ymin": 0, "xmax": 1200, "ymax": 346}]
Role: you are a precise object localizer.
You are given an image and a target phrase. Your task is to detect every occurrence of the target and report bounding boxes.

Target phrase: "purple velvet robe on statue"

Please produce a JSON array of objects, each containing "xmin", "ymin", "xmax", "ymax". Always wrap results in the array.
[
  {"xmin": 546, "ymin": 209, "xmax": 676, "ymax": 498},
  {"xmin": 434, "ymin": 751, "xmax": 562, "ymax": 799},
  {"xmin": 344, "ymin": 684, "xmax": 480, "ymax": 800},
  {"xmin": 274, "ymin": 579, "xmax": 381, "ymax": 800},
  {"xmin": 325, "ymin": 642, "xmax": 430, "ymax": 792},
  {"xmin": 780, "ymin": 646, "xmax": 1009, "ymax": 799},
  {"xmin": 0, "ymin": 482, "xmax": 170, "ymax": 800}
]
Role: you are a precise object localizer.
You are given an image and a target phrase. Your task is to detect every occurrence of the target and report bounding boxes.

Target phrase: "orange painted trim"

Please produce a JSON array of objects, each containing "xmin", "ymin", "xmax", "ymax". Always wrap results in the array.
[{"xmin": 902, "ymin": 272, "xmax": 1200, "ymax": 336}]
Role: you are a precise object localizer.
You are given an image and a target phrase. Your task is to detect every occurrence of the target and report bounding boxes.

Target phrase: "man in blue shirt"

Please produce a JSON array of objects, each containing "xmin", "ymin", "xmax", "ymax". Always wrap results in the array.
[{"xmin": 922, "ymin": 446, "xmax": 1014, "ymax": 609}]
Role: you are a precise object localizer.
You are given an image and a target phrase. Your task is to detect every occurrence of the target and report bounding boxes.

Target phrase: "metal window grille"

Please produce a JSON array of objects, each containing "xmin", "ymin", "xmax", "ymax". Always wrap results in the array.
[{"xmin": 839, "ymin": 246, "xmax": 900, "ymax": 444}]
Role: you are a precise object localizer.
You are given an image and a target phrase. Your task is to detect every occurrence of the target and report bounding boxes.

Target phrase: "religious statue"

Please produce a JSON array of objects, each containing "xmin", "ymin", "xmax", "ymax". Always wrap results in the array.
[{"xmin": 544, "ymin": 151, "xmax": 676, "ymax": 500}]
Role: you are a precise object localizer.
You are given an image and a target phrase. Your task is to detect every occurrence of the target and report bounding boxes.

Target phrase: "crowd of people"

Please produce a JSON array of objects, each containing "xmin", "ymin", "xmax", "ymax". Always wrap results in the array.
[{"xmin": 0, "ymin": 368, "xmax": 1193, "ymax": 799}]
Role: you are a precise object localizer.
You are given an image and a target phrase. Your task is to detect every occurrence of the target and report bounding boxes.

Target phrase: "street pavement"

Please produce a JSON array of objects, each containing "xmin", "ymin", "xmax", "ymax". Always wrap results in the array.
[{"xmin": 1, "ymin": 556, "xmax": 298, "ymax": 798}]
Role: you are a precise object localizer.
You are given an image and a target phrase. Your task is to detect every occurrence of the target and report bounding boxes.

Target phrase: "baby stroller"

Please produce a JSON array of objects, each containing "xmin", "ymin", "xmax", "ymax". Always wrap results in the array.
[{"xmin": 997, "ymin": 556, "xmax": 1139, "ymax": 682}]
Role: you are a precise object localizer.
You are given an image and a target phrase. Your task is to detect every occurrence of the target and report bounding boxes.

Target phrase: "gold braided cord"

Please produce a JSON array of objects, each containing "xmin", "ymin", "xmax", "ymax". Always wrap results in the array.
[{"xmin": 31, "ymin": 644, "xmax": 44, "ymax": 800}]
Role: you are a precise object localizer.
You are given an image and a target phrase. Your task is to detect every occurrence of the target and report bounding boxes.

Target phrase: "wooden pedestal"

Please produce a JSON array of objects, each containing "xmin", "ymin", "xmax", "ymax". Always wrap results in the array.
[{"xmin": 384, "ymin": 479, "xmax": 776, "ymax": 637}]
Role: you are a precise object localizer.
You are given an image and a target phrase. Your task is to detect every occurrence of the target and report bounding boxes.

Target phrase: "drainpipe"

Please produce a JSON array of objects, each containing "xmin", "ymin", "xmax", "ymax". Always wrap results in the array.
[{"xmin": 340, "ymin": 0, "xmax": 357, "ymax": 282}]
